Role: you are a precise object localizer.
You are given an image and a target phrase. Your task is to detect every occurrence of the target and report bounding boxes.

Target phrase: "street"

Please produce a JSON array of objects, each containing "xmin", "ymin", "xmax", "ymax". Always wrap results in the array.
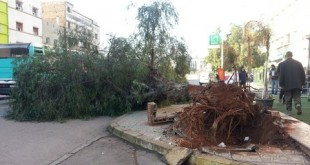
[{"xmin": 0, "ymin": 100, "xmax": 165, "ymax": 165}]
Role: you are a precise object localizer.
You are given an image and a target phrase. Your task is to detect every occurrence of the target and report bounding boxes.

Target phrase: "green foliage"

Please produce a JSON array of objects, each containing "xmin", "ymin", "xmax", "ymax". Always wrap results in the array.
[
  {"xmin": 7, "ymin": 0, "xmax": 190, "ymax": 121},
  {"xmin": 136, "ymin": 0, "xmax": 178, "ymax": 68},
  {"xmin": 172, "ymin": 40, "xmax": 191, "ymax": 77},
  {"xmin": 7, "ymin": 36, "xmax": 148, "ymax": 121},
  {"xmin": 134, "ymin": 0, "xmax": 190, "ymax": 82},
  {"xmin": 205, "ymin": 23, "xmax": 268, "ymax": 72},
  {"xmin": 56, "ymin": 27, "xmax": 99, "ymax": 53},
  {"xmin": 205, "ymin": 48, "xmax": 221, "ymax": 71}
]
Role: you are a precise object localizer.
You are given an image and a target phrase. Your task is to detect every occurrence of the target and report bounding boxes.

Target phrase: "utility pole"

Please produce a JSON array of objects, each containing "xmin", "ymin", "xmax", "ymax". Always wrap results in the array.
[
  {"xmin": 302, "ymin": 35, "xmax": 310, "ymax": 101},
  {"xmin": 221, "ymin": 36, "xmax": 224, "ymax": 68},
  {"xmin": 307, "ymin": 36, "xmax": 310, "ymax": 101}
]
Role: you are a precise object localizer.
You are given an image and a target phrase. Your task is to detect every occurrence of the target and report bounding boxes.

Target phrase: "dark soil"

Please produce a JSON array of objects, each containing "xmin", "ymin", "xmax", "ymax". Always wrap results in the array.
[{"xmin": 166, "ymin": 83, "xmax": 296, "ymax": 149}]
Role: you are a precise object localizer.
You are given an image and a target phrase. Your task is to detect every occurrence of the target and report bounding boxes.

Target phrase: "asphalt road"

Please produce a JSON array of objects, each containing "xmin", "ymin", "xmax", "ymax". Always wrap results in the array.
[{"xmin": 0, "ymin": 100, "xmax": 165, "ymax": 165}]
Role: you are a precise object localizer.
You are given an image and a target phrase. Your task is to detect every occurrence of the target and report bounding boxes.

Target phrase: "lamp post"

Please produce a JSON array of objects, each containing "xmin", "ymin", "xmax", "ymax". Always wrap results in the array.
[
  {"xmin": 220, "ymin": 33, "xmax": 231, "ymax": 69},
  {"xmin": 221, "ymin": 36, "xmax": 224, "ymax": 68},
  {"xmin": 306, "ymin": 36, "xmax": 310, "ymax": 101}
]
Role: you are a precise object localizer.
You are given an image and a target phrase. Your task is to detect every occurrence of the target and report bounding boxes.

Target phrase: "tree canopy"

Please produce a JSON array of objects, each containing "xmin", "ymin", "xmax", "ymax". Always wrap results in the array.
[
  {"xmin": 204, "ymin": 22, "xmax": 268, "ymax": 72},
  {"xmin": 8, "ymin": 0, "xmax": 191, "ymax": 121}
]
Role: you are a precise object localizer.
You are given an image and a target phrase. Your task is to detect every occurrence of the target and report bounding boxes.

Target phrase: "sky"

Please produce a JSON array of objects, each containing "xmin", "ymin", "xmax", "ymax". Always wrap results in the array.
[{"xmin": 41, "ymin": 0, "xmax": 280, "ymax": 58}]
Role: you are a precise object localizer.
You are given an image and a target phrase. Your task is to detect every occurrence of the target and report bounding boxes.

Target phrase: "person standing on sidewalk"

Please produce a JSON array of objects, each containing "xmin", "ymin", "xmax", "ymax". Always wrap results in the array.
[
  {"xmin": 279, "ymin": 51, "xmax": 306, "ymax": 115},
  {"xmin": 277, "ymin": 62, "xmax": 285, "ymax": 103},
  {"xmin": 269, "ymin": 64, "xmax": 279, "ymax": 95},
  {"xmin": 238, "ymin": 66, "xmax": 248, "ymax": 91}
]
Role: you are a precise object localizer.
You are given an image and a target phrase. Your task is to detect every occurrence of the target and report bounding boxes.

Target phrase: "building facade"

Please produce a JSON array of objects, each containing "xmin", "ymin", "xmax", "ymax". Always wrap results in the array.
[
  {"xmin": 42, "ymin": 1, "xmax": 100, "ymax": 49},
  {"xmin": 5, "ymin": 0, "xmax": 42, "ymax": 44},
  {"xmin": 269, "ymin": 0, "xmax": 310, "ymax": 68}
]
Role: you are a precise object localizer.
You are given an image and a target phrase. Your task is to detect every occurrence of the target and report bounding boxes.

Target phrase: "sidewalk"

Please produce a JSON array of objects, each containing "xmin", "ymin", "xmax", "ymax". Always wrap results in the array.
[
  {"xmin": 109, "ymin": 105, "xmax": 310, "ymax": 165},
  {"xmin": 0, "ymin": 100, "xmax": 114, "ymax": 165}
]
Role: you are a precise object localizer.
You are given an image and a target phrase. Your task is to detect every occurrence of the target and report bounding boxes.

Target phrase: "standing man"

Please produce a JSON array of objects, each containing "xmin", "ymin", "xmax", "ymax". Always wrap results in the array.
[
  {"xmin": 277, "ymin": 62, "xmax": 285, "ymax": 103},
  {"xmin": 269, "ymin": 64, "xmax": 279, "ymax": 95},
  {"xmin": 239, "ymin": 66, "xmax": 248, "ymax": 91},
  {"xmin": 279, "ymin": 51, "xmax": 306, "ymax": 115}
]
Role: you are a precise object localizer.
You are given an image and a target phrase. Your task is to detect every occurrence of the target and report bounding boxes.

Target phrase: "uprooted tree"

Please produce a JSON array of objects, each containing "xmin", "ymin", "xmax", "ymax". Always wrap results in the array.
[
  {"xmin": 168, "ymin": 83, "xmax": 289, "ymax": 149},
  {"xmin": 7, "ymin": 0, "xmax": 191, "ymax": 121}
]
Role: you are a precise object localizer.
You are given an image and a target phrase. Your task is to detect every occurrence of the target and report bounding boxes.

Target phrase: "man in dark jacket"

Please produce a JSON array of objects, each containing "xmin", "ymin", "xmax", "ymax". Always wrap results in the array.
[
  {"xmin": 279, "ymin": 51, "xmax": 306, "ymax": 115},
  {"xmin": 277, "ymin": 62, "xmax": 285, "ymax": 103},
  {"xmin": 238, "ymin": 66, "xmax": 248, "ymax": 91}
]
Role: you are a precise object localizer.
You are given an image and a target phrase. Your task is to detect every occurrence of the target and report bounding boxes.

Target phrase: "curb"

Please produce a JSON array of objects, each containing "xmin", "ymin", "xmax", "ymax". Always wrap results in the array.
[
  {"xmin": 279, "ymin": 113, "xmax": 310, "ymax": 157},
  {"xmin": 108, "ymin": 114, "xmax": 247, "ymax": 165},
  {"xmin": 108, "ymin": 114, "xmax": 173, "ymax": 155}
]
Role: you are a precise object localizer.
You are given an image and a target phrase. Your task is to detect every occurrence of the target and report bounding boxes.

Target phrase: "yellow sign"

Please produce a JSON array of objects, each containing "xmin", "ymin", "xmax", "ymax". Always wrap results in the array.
[{"xmin": 0, "ymin": 0, "xmax": 8, "ymax": 43}]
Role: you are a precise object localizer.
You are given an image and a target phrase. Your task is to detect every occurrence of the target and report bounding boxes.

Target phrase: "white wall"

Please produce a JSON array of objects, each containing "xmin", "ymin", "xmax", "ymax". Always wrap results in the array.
[
  {"xmin": 7, "ymin": 0, "xmax": 42, "ymax": 44},
  {"xmin": 9, "ymin": 28, "xmax": 42, "ymax": 44},
  {"xmin": 269, "ymin": 0, "xmax": 310, "ymax": 67}
]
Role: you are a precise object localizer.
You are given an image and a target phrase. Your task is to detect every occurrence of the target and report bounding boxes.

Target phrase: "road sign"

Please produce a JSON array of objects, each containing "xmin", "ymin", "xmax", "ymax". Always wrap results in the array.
[{"xmin": 209, "ymin": 34, "xmax": 221, "ymax": 45}]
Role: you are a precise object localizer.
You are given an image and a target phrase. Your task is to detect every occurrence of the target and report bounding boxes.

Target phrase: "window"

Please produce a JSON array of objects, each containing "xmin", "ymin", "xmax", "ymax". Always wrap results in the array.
[
  {"xmin": 95, "ymin": 34, "xmax": 98, "ymax": 39},
  {"xmin": 45, "ymin": 37, "xmax": 50, "ymax": 44},
  {"xmin": 33, "ymin": 27, "xmax": 39, "ymax": 35},
  {"xmin": 67, "ymin": 7, "xmax": 71, "ymax": 13},
  {"xmin": 16, "ymin": 22, "xmax": 23, "ymax": 31},
  {"xmin": 67, "ymin": 21, "xmax": 71, "ymax": 29},
  {"xmin": 78, "ymin": 41, "xmax": 84, "ymax": 47},
  {"xmin": 54, "ymin": 39, "xmax": 58, "ymax": 45},
  {"xmin": 32, "ymin": 8, "xmax": 38, "ymax": 17},
  {"xmin": 16, "ymin": 1, "xmax": 23, "ymax": 11},
  {"xmin": 285, "ymin": 34, "xmax": 290, "ymax": 44}
]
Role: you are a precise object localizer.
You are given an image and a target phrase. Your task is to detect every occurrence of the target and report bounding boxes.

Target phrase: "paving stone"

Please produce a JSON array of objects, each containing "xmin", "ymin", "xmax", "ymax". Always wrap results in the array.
[
  {"xmin": 164, "ymin": 147, "xmax": 193, "ymax": 165},
  {"xmin": 231, "ymin": 152, "xmax": 263, "ymax": 163}
]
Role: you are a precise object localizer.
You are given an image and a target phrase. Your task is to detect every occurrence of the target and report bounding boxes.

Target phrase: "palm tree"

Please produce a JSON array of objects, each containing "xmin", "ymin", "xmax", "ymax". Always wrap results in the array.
[
  {"xmin": 255, "ymin": 23, "xmax": 272, "ymax": 98},
  {"xmin": 244, "ymin": 20, "xmax": 272, "ymax": 98}
]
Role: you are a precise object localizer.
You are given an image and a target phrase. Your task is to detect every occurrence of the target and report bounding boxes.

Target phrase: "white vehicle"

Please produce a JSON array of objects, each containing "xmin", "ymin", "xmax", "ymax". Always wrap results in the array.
[{"xmin": 199, "ymin": 73, "xmax": 210, "ymax": 85}]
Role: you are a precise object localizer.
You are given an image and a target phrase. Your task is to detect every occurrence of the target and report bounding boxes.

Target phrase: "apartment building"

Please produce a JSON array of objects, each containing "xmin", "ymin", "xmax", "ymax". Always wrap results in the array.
[
  {"xmin": 2, "ymin": 0, "xmax": 42, "ymax": 44},
  {"xmin": 190, "ymin": 57, "xmax": 207, "ymax": 72},
  {"xmin": 42, "ymin": 1, "xmax": 100, "ymax": 49},
  {"xmin": 268, "ymin": 0, "xmax": 310, "ymax": 68}
]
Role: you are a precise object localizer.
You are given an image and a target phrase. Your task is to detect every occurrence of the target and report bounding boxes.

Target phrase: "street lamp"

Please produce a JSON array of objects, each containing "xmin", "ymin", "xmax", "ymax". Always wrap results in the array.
[
  {"xmin": 221, "ymin": 35, "xmax": 224, "ymax": 68},
  {"xmin": 220, "ymin": 33, "xmax": 231, "ymax": 68},
  {"xmin": 306, "ymin": 35, "xmax": 310, "ymax": 101}
]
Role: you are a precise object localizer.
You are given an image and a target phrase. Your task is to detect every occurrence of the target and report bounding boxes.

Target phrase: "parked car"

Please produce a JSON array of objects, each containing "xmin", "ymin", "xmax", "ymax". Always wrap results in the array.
[{"xmin": 199, "ymin": 73, "xmax": 211, "ymax": 85}]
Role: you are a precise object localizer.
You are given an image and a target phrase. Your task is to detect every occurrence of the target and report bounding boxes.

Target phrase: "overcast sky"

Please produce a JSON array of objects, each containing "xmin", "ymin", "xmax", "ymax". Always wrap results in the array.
[{"xmin": 41, "ymin": 0, "xmax": 291, "ymax": 58}]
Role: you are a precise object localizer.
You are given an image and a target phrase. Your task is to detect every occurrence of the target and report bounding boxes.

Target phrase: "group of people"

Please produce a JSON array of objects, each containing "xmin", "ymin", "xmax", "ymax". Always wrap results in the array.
[
  {"xmin": 216, "ymin": 51, "xmax": 305, "ymax": 116},
  {"xmin": 269, "ymin": 51, "xmax": 306, "ymax": 115},
  {"xmin": 235, "ymin": 51, "xmax": 305, "ymax": 116}
]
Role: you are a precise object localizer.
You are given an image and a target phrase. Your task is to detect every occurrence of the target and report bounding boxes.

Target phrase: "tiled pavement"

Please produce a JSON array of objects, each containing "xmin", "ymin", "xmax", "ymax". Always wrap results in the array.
[{"xmin": 109, "ymin": 105, "xmax": 310, "ymax": 165}]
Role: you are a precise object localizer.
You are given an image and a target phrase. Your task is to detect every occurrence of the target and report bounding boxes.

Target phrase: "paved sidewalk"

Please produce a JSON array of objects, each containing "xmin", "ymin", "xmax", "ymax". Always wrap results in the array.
[
  {"xmin": 0, "ymin": 100, "xmax": 113, "ymax": 165},
  {"xmin": 109, "ymin": 105, "xmax": 310, "ymax": 165}
]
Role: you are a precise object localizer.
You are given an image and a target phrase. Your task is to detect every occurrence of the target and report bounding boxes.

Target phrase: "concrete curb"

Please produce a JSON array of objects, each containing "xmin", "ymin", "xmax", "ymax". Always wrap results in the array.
[
  {"xmin": 108, "ymin": 114, "xmax": 174, "ymax": 155},
  {"xmin": 279, "ymin": 112, "xmax": 310, "ymax": 158},
  {"xmin": 108, "ymin": 111, "xmax": 310, "ymax": 165},
  {"xmin": 188, "ymin": 152, "xmax": 249, "ymax": 165},
  {"xmin": 108, "ymin": 114, "xmax": 246, "ymax": 165}
]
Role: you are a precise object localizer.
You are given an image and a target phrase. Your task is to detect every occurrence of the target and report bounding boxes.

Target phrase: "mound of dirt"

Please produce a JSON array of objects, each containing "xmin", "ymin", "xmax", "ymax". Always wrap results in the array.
[{"xmin": 166, "ymin": 83, "xmax": 292, "ymax": 149}]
